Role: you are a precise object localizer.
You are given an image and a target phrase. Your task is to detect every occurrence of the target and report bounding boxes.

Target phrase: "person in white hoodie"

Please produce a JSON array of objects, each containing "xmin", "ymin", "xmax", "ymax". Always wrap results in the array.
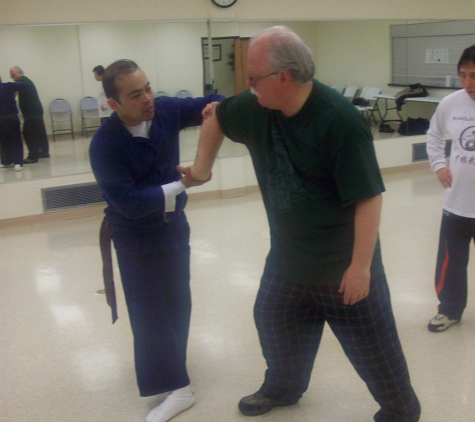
[{"xmin": 426, "ymin": 44, "xmax": 475, "ymax": 332}]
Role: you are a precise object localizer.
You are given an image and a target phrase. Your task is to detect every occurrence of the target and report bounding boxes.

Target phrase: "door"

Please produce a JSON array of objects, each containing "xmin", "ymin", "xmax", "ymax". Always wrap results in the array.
[{"xmin": 234, "ymin": 38, "xmax": 250, "ymax": 95}]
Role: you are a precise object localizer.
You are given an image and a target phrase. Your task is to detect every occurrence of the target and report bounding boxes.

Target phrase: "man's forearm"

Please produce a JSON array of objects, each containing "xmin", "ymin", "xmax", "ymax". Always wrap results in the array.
[
  {"xmin": 191, "ymin": 112, "xmax": 224, "ymax": 180},
  {"xmin": 352, "ymin": 194, "xmax": 382, "ymax": 270}
]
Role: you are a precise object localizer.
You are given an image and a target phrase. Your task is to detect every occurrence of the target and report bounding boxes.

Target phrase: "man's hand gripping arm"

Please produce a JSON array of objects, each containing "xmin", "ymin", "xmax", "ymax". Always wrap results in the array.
[{"xmin": 338, "ymin": 194, "xmax": 382, "ymax": 305}]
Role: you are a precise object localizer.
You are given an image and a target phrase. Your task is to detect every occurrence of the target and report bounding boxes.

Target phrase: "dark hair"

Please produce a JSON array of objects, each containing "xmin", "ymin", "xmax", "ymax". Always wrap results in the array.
[
  {"xmin": 92, "ymin": 65, "xmax": 105, "ymax": 75},
  {"xmin": 102, "ymin": 59, "xmax": 139, "ymax": 102},
  {"xmin": 458, "ymin": 45, "xmax": 475, "ymax": 73}
]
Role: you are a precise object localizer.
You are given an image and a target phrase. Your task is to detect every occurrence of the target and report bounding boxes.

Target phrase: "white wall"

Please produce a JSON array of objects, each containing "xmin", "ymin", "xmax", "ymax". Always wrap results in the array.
[
  {"xmin": 0, "ymin": 25, "xmax": 84, "ymax": 133},
  {"xmin": 3, "ymin": 0, "xmax": 475, "ymax": 26},
  {"xmin": 0, "ymin": 22, "xmax": 209, "ymax": 134},
  {"xmin": 152, "ymin": 22, "xmax": 207, "ymax": 96},
  {"xmin": 315, "ymin": 20, "xmax": 396, "ymax": 91}
]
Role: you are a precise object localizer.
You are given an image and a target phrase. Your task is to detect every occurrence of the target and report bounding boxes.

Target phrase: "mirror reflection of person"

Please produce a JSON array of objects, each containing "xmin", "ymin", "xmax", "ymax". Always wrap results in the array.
[
  {"xmin": 0, "ymin": 75, "xmax": 24, "ymax": 171},
  {"xmin": 9, "ymin": 66, "xmax": 49, "ymax": 163},
  {"xmin": 92, "ymin": 65, "xmax": 112, "ymax": 123},
  {"xmin": 183, "ymin": 26, "xmax": 421, "ymax": 421},
  {"xmin": 89, "ymin": 59, "xmax": 224, "ymax": 422},
  {"xmin": 426, "ymin": 45, "xmax": 475, "ymax": 333}
]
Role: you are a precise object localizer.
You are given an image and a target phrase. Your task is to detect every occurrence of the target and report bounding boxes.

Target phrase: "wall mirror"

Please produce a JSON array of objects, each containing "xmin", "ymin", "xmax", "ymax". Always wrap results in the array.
[{"xmin": 1, "ymin": 19, "xmax": 470, "ymax": 184}]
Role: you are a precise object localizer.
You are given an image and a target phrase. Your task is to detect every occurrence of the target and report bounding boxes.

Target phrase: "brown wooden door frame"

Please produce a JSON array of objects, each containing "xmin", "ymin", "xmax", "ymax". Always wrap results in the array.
[{"xmin": 234, "ymin": 37, "xmax": 250, "ymax": 95}]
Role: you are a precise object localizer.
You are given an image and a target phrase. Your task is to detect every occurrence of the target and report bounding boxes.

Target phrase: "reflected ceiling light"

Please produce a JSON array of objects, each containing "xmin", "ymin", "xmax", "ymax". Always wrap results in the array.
[
  {"xmin": 36, "ymin": 271, "xmax": 61, "ymax": 294},
  {"xmin": 73, "ymin": 347, "xmax": 120, "ymax": 391},
  {"xmin": 50, "ymin": 304, "xmax": 85, "ymax": 327}
]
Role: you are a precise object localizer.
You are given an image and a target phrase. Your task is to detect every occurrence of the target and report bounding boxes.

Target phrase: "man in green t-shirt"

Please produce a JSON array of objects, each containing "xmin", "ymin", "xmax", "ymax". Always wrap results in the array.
[{"xmin": 182, "ymin": 26, "xmax": 420, "ymax": 421}]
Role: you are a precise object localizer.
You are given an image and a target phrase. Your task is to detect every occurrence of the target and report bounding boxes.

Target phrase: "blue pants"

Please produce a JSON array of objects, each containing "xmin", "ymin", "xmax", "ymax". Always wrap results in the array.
[
  {"xmin": 435, "ymin": 210, "xmax": 475, "ymax": 320},
  {"xmin": 22, "ymin": 119, "xmax": 48, "ymax": 159},
  {"xmin": 254, "ymin": 267, "xmax": 420, "ymax": 422},
  {"xmin": 113, "ymin": 223, "xmax": 191, "ymax": 397},
  {"xmin": 0, "ymin": 116, "xmax": 23, "ymax": 165}
]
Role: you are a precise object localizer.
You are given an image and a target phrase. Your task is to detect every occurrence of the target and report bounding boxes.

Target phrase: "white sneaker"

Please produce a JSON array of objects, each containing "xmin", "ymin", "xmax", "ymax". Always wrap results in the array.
[
  {"xmin": 146, "ymin": 386, "xmax": 195, "ymax": 422},
  {"xmin": 0, "ymin": 163, "xmax": 13, "ymax": 168},
  {"xmin": 428, "ymin": 313, "xmax": 460, "ymax": 332},
  {"xmin": 14, "ymin": 164, "xmax": 22, "ymax": 172}
]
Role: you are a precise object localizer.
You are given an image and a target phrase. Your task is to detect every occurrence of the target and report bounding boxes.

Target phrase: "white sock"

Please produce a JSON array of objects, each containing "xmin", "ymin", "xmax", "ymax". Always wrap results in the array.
[{"xmin": 146, "ymin": 386, "xmax": 195, "ymax": 422}]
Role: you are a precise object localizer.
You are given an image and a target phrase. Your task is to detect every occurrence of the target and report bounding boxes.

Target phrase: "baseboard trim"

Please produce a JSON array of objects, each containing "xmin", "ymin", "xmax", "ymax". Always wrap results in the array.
[
  {"xmin": 380, "ymin": 161, "xmax": 429, "ymax": 175},
  {"xmin": 0, "ymin": 204, "xmax": 106, "ymax": 230},
  {"xmin": 0, "ymin": 185, "xmax": 262, "ymax": 229}
]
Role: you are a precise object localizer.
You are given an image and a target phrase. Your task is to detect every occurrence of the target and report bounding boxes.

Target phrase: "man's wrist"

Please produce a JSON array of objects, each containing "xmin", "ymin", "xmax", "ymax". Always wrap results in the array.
[{"xmin": 190, "ymin": 165, "xmax": 210, "ymax": 181}]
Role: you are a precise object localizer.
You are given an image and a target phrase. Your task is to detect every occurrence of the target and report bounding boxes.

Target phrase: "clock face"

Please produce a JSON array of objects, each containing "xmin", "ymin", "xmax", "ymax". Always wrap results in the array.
[{"xmin": 211, "ymin": 0, "xmax": 238, "ymax": 8}]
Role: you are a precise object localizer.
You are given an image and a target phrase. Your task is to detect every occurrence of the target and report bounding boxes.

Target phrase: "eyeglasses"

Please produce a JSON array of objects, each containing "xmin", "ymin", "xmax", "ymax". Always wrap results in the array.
[{"xmin": 247, "ymin": 71, "xmax": 278, "ymax": 88}]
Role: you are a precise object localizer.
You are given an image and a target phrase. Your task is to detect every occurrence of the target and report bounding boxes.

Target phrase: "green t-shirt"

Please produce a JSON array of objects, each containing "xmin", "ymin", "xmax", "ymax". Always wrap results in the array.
[
  {"xmin": 17, "ymin": 76, "xmax": 44, "ymax": 120},
  {"xmin": 216, "ymin": 80, "xmax": 385, "ymax": 285}
]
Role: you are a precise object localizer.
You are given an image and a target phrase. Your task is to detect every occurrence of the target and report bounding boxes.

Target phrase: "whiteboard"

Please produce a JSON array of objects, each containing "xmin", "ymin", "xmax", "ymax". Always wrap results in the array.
[{"xmin": 391, "ymin": 21, "xmax": 475, "ymax": 87}]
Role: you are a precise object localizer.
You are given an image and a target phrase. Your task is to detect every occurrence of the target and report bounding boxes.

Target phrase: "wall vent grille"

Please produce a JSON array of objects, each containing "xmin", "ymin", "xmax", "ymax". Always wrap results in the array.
[
  {"xmin": 412, "ymin": 143, "xmax": 428, "ymax": 162},
  {"xmin": 412, "ymin": 140, "xmax": 451, "ymax": 162},
  {"xmin": 42, "ymin": 182, "xmax": 105, "ymax": 212}
]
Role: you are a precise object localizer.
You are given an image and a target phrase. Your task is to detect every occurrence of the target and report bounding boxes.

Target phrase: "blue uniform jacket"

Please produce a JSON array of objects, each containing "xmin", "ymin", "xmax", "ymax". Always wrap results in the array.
[
  {"xmin": 89, "ymin": 94, "xmax": 224, "ymax": 233},
  {"xmin": 0, "ymin": 82, "xmax": 24, "ymax": 116}
]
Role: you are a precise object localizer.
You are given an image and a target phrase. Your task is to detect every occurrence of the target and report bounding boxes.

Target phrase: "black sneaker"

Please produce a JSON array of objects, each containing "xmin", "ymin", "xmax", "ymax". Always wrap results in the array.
[
  {"xmin": 379, "ymin": 124, "xmax": 395, "ymax": 133},
  {"xmin": 384, "ymin": 125, "xmax": 395, "ymax": 133},
  {"xmin": 39, "ymin": 153, "xmax": 50, "ymax": 158},
  {"xmin": 238, "ymin": 391, "xmax": 298, "ymax": 416},
  {"xmin": 23, "ymin": 158, "xmax": 38, "ymax": 164},
  {"xmin": 428, "ymin": 313, "xmax": 460, "ymax": 332}
]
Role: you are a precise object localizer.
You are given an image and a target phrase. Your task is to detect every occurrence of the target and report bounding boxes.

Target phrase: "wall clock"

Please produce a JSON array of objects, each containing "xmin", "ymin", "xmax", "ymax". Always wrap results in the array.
[{"xmin": 211, "ymin": 0, "xmax": 238, "ymax": 8}]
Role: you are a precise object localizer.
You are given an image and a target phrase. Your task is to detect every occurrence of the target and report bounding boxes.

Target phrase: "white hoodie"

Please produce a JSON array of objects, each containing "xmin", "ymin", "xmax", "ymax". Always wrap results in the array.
[{"xmin": 427, "ymin": 88, "xmax": 475, "ymax": 218}]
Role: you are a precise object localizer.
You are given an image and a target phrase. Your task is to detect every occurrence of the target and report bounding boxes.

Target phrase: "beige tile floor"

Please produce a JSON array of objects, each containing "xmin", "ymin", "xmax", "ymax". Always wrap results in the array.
[{"xmin": 1, "ymin": 164, "xmax": 475, "ymax": 422}]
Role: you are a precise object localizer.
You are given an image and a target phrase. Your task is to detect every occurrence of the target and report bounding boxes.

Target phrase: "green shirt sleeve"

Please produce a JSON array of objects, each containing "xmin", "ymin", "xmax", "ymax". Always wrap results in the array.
[{"xmin": 215, "ymin": 90, "xmax": 263, "ymax": 145}]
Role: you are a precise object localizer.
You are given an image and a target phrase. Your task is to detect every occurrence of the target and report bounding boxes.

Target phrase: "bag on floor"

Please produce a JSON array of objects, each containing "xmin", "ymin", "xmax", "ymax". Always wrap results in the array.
[
  {"xmin": 397, "ymin": 117, "xmax": 430, "ymax": 136},
  {"xmin": 352, "ymin": 97, "xmax": 370, "ymax": 107}
]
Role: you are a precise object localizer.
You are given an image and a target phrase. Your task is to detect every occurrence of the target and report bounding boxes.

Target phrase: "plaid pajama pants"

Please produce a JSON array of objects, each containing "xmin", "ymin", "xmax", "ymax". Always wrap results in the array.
[{"xmin": 254, "ymin": 267, "xmax": 420, "ymax": 422}]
